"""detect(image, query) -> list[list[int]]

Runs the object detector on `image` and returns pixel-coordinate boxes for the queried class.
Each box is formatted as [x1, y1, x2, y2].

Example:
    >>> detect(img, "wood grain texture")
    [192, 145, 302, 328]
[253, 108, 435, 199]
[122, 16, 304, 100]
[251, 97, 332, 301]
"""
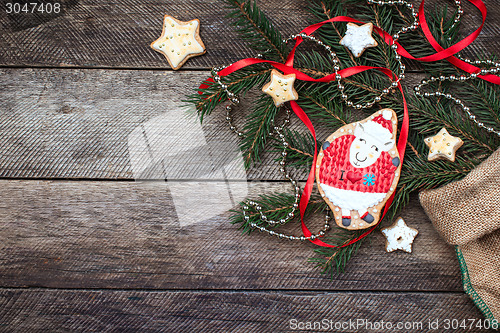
[0, 289, 484, 332]
[0, 68, 426, 180]
[0, 0, 498, 69]
[0, 0, 311, 69]
[0, 180, 461, 291]
[1, 0, 498, 327]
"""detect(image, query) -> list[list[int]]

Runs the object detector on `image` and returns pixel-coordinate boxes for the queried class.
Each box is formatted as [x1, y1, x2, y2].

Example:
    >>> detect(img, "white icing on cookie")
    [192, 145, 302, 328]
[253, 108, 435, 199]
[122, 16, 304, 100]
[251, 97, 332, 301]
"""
[340, 23, 378, 58]
[320, 183, 386, 211]
[151, 16, 205, 70]
[381, 217, 418, 253]
[424, 128, 463, 162]
[262, 69, 298, 107]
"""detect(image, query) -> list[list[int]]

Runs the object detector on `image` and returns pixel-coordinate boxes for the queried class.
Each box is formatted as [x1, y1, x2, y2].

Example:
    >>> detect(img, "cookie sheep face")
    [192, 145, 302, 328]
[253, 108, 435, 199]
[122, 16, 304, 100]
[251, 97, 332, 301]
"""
[349, 122, 394, 168]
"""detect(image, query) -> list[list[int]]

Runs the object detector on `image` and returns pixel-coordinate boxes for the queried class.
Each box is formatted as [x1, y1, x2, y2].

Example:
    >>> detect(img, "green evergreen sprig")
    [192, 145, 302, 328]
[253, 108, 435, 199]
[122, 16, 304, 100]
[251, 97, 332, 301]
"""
[271, 128, 316, 169]
[184, 65, 271, 122]
[240, 94, 279, 166]
[310, 227, 367, 275]
[225, 0, 287, 62]
[230, 192, 325, 234]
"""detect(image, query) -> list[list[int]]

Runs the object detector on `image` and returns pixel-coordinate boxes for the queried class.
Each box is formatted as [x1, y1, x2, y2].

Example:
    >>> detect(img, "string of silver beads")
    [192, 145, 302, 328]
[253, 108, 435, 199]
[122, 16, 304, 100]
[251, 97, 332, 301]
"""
[450, 0, 462, 29]
[211, 65, 292, 137]
[241, 127, 331, 241]
[371, 0, 499, 136]
[211, 66, 244, 137]
[371, 0, 460, 38]
[211, 77, 331, 240]
[367, 0, 420, 44]
[210, 37, 334, 240]
[247, 123, 301, 228]
[285, 32, 401, 110]
[455, 54, 500, 70]
[366, 0, 419, 98]
[414, 65, 500, 137]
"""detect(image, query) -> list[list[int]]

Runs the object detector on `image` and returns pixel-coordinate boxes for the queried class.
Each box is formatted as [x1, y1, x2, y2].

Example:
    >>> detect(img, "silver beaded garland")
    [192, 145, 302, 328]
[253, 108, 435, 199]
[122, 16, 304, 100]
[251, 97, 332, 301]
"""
[451, 0, 463, 29]
[370, 0, 499, 137]
[205, 0, 499, 242]
[367, 0, 418, 90]
[238, 121, 331, 241]
[414, 62, 500, 137]
[210, 34, 338, 241]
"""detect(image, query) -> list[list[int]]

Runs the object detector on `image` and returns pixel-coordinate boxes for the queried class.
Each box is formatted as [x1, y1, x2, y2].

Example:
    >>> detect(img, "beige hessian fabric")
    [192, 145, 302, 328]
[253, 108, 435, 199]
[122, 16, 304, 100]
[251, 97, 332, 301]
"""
[419, 148, 500, 320]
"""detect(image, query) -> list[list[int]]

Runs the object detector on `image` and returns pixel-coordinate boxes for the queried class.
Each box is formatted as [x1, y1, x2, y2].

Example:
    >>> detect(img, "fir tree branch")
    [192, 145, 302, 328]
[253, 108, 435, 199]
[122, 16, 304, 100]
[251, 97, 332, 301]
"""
[186, 0, 499, 277]
[185, 66, 271, 122]
[302, 93, 347, 125]
[411, 96, 496, 153]
[230, 192, 325, 234]
[320, 1, 358, 66]
[240, 95, 279, 166]
[406, 141, 421, 159]
[288, 146, 313, 158]
[310, 228, 367, 275]
[225, 0, 286, 62]
[372, 7, 391, 70]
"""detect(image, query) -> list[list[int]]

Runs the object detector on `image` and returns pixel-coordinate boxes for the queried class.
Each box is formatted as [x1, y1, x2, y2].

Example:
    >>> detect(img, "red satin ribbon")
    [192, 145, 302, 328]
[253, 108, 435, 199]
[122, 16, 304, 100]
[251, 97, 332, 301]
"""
[417, 0, 500, 84]
[198, 48, 408, 249]
[198, 0, 498, 248]
[287, 0, 499, 84]
[295, 67, 408, 248]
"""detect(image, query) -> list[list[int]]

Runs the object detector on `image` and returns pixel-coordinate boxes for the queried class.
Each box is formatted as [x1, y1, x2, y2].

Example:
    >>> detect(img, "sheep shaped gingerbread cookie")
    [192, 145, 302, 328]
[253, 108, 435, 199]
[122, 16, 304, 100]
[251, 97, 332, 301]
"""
[316, 109, 401, 230]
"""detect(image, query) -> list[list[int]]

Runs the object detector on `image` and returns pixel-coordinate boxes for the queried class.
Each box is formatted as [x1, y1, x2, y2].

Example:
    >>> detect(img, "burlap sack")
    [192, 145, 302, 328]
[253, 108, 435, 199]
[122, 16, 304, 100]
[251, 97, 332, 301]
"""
[419, 148, 500, 322]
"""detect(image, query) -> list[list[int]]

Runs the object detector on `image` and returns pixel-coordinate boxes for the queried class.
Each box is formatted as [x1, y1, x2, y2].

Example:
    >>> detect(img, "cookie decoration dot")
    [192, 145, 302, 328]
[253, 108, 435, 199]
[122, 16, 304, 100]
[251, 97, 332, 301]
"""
[381, 217, 418, 253]
[339, 22, 378, 58]
[316, 109, 402, 230]
[151, 15, 206, 70]
[424, 128, 463, 162]
[262, 69, 299, 107]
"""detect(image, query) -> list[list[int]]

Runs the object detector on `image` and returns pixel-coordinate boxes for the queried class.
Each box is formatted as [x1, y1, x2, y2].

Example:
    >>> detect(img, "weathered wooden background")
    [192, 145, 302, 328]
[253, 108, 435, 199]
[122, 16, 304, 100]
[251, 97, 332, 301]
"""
[0, 0, 498, 331]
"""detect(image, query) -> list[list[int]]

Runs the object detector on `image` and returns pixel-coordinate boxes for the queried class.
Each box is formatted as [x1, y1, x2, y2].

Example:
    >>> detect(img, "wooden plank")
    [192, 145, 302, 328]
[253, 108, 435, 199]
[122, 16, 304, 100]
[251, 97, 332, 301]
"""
[0, 180, 462, 291]
[0, 68, 426, 180]
[0, 0, 311, 69]
[0, 289, 484, 332]
[0, 0, 498, 69]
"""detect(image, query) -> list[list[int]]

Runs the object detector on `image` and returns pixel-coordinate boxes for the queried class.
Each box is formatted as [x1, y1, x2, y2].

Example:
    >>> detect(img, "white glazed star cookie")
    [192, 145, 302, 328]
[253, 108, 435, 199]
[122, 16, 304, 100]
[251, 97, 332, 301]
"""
[151, 15, 206, 70]
[381, 217, 418, 253]
[339, 22, 378, 58]
[424, 128, 463, 162]
[262, 69, 299, 107]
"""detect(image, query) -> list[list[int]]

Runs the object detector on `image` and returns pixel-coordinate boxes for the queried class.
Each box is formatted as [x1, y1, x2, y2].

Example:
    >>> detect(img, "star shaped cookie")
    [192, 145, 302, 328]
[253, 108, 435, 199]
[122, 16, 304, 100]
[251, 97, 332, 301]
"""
[381, 218, 418, 253]
[340, 22, 378, 58]
[262, 69, 299, 107]
[151, 15, 206, 70]
[424, 128, 463, 162]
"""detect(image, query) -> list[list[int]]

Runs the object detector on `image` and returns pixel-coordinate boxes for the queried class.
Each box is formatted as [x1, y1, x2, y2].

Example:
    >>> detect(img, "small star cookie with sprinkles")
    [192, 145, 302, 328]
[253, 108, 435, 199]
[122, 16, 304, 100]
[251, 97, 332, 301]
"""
[424, 128, 464, 162]
[151, 15, 206, 70]
[381, 217, 418, 253]
[339, 22, 378, 58]
[262, 69, 299, 107]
